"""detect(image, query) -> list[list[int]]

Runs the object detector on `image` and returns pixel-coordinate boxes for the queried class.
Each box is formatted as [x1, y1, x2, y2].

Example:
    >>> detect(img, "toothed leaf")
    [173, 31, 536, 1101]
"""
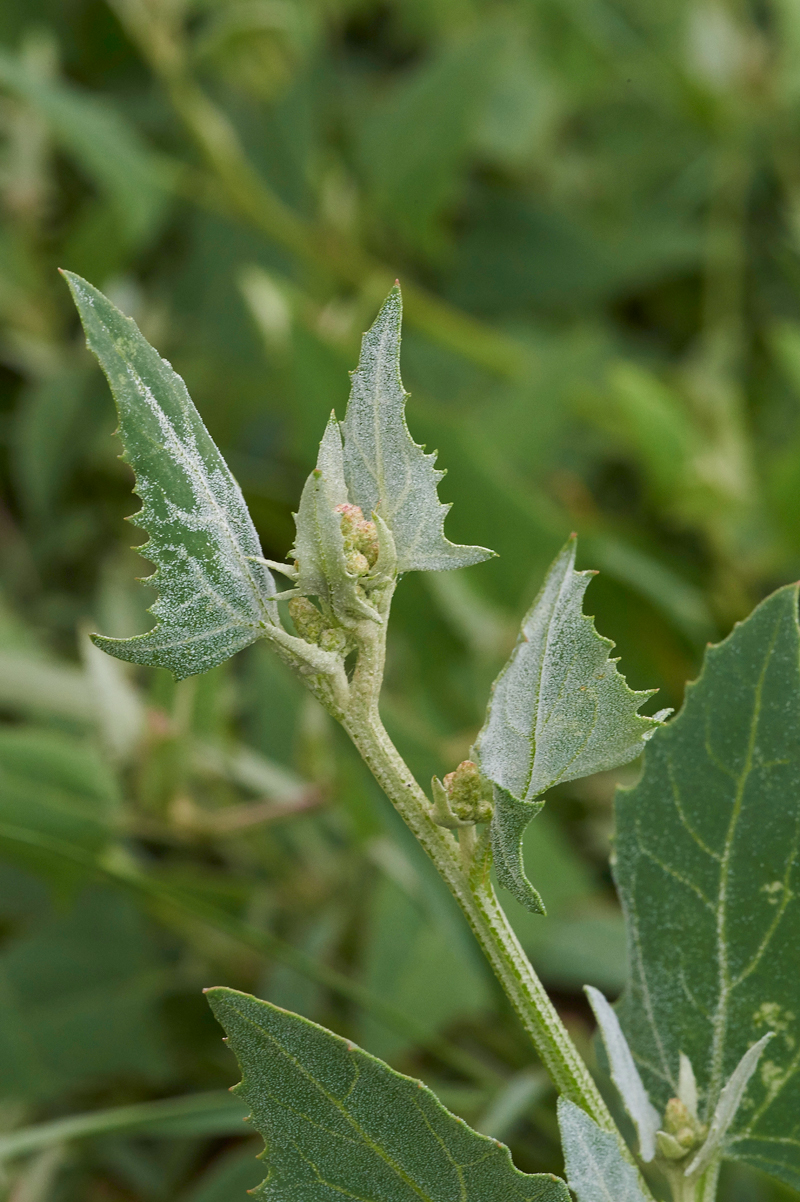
[63, 272, 276, 680]
[557, 1100, 649, 1202]
[206, 987, 570, 1202]
[341, 285, 493, 573]
[477, 537, 664, 913]
[614, 584, 800, 1191]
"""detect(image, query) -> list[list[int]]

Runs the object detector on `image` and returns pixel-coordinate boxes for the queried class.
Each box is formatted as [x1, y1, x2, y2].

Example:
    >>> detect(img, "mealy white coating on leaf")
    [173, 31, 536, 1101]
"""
[477, 537, 662, 803]
[585, 986, 660, 1163]
[678, 1053, 699, 1120]
[293, 414, 381, 624]
[341, 285, 493, 573]
[64, 271, 277, 680]
[207, 987, 571, 1202]
[293, 415, 349, 600]
[557, 1099, 649, 1202]
[489, 787, 547, 914]
[686, 1034, 774, 1178]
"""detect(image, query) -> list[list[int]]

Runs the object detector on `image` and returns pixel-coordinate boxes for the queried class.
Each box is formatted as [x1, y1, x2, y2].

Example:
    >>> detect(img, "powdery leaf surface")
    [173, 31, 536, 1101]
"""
[293, 415, 379, 624]
[64, 273, 277, 680]
[477, 537, 662, 912]
[206, 987, 570, 1202]
[557, 1100, 649, 1202]
[614, 584, 800, 1191]
[341, 285, 493, 574]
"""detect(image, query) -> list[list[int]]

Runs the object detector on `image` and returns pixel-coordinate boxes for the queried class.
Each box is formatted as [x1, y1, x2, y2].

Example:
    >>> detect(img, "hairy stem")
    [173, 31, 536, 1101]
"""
[699, 1162, 721, 1202]
[337, 588, 647, 1183]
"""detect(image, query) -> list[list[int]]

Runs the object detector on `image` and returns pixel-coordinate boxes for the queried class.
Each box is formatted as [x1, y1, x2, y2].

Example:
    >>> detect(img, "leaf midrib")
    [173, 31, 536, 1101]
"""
[707, 614, 780, 1112]
[109, 325, 271, 629]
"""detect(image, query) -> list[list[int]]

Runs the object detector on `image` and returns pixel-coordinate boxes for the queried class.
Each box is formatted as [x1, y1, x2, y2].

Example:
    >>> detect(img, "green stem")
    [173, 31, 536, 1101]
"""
[699, 1162, 721, 1202]
[339, 588, 643, 1179]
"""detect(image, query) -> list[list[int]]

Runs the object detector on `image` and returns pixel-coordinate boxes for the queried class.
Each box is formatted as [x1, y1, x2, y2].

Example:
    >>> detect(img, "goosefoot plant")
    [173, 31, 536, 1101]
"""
[65, 270, 800, 1202]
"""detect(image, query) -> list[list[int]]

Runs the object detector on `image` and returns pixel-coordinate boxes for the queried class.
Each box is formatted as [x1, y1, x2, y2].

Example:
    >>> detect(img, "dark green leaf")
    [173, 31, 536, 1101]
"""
[614, 584, 800, 1190]
[206, 986, 570, 1202]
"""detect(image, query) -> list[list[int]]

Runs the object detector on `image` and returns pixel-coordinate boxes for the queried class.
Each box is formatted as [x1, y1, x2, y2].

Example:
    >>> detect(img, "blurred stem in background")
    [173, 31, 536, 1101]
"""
[107, 0, 530, 378]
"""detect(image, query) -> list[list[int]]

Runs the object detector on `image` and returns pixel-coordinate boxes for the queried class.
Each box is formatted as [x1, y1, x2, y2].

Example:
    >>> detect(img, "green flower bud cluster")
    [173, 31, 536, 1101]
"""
[655, 1097, 708, 1162]
[287, 596, 348, 654]
[335, 504, 379, 576]
[444, 761, 494, 822]
[430, 760, 493, 828]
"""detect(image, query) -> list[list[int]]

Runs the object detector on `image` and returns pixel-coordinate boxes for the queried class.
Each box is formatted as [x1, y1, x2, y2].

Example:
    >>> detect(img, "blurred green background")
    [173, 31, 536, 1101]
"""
[1, 0, 799, 1198]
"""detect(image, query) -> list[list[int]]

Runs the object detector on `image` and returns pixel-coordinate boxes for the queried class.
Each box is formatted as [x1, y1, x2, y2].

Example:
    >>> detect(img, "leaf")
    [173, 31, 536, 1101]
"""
[63, 272, 279, 680]
[341, 286, 494, 574]
[557, 1099, 649, 1202]
[614, 584, 800, 1191]
[206, 986, 570, 1202]
[686, 1033, 774, 1177]
[476, 536, 665, 912]
[584, 987, 660, 1162]
[293, 414, 381, 623]
[490, 788, 547, 913]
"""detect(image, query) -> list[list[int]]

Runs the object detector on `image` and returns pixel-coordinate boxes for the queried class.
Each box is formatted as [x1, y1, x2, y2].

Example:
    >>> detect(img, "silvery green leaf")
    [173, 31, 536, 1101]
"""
[293, 415, 381, 624]
[613, 584, 800, 1191]
[557, 1099, 649, 1202]
[341, 285, 494, 573]
[678, 1053, 698, 1119]
[477, 537, 665, 912]
[490, 787, 547, 913]
[64, 272, 278, 680]
[206, 987, 571, 1202]
[686, 1034, 774, 1178]
[584, 986, 659, 1162]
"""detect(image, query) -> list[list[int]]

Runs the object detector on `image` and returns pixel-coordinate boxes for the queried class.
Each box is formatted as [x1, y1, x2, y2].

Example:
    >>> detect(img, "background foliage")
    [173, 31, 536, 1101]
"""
[1, 0, 800, 1197]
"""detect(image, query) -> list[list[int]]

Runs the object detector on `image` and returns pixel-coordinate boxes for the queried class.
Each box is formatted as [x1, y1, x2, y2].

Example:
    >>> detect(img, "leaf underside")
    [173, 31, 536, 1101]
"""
[478, 537, 660, 912]
[614, 584, 800, 1191]
[206, 987, 570, 1202]
[341, 285, 493, 574]
[557, 1099, 648, 1202]
[64, 273, 277, 680]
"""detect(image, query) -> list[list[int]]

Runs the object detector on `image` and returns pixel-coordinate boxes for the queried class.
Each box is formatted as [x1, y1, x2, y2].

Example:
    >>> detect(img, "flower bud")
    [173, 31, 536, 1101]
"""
[336, 503, 380, 568]
[288, 596, 326, 643]
[443, 761, 493, 823]
[664, 1097, 693, 1134]
[655, 1096, 708, 1162]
